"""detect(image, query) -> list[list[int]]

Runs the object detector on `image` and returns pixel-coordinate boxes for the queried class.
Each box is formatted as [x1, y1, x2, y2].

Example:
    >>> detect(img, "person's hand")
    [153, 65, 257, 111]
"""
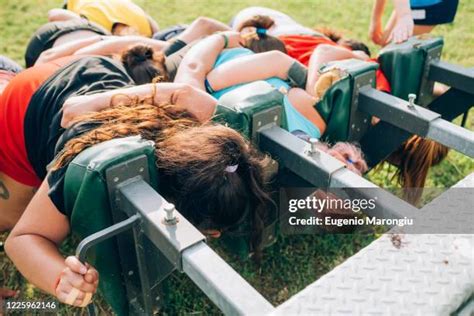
[387, 13, 414, 44]
[61, 95, 96, 128]
[55, 256, 99, 307]
[369, 18, 385, 46]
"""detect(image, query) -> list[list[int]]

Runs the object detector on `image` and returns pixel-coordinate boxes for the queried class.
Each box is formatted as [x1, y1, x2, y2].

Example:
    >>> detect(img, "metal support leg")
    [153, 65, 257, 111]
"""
[183, 242, 275, 315]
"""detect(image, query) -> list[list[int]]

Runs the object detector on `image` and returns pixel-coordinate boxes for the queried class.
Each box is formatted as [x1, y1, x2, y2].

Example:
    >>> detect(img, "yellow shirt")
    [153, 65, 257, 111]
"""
[67, 0, 152, 37]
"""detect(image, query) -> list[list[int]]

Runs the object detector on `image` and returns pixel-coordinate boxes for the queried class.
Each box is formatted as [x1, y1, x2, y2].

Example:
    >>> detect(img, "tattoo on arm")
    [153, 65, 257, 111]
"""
[0, 180, 10, 200]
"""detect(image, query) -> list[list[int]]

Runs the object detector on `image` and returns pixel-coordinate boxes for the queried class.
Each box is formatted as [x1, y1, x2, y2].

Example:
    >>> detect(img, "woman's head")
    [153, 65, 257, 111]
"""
[156, 125, 272, 240]
[121, 44, 169, 84]
[317, 27, 371, 57]
[238, 15, 287, 54]
[53, 100, 273, 254]
[315, 141, 368, 175]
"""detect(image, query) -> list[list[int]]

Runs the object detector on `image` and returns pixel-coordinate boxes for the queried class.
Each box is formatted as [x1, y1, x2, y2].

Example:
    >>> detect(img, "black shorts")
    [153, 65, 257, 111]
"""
[411, 0, 459, 25]
[24, 20, 108, 68]
[152, 24, 187, 41]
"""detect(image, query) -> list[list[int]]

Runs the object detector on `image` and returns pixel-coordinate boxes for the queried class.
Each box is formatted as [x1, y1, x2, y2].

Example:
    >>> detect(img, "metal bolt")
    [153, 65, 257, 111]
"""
[257, 121, 262, 127]
[113, 177, 119, 183]
[164, 203, 178, 225]
[408, 93, 416, 109]
[273, 115, 278, 122]
[139, 167, 144, 173]
[309, 138, 319, 156]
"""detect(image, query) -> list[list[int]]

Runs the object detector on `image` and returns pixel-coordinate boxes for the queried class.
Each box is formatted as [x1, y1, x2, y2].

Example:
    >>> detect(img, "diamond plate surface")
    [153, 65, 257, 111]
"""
[272, 174, 474, 316]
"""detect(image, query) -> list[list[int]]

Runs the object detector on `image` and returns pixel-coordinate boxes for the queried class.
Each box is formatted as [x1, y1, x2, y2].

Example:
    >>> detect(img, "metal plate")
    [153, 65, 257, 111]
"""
[418, 45, 442, 106]
[272, 173, 474, 316]
[348, 71, 376, 142]
[252, 106, 283, 143]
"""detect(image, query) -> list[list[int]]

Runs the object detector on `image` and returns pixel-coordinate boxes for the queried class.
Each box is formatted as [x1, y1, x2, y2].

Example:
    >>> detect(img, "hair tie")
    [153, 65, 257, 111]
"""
[346, 158, 354, 164]
[256, 28, 267, 36]
[225, 164, 238, 173]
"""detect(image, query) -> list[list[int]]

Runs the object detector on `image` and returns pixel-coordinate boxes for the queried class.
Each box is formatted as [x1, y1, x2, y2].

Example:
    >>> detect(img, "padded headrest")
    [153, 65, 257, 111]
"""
[65, 136, 157, 315]
[378, 36, 444, 100]
[316, 59, 377, 142]
[213, 81, 284, 139]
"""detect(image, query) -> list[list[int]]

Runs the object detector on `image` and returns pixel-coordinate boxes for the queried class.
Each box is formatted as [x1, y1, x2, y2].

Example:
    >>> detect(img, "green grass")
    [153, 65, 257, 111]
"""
[0, 0, 473, 315]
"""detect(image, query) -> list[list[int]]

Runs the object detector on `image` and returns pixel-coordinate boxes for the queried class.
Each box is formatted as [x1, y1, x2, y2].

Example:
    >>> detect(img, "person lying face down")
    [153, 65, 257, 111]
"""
[29, 16, 231, 85]
[3, 43, 274, 307]
[231, 8, 447, 204]
[0, 45, 171, 232]
[173, 31, 368, 176]
[231, 7, 390, 93]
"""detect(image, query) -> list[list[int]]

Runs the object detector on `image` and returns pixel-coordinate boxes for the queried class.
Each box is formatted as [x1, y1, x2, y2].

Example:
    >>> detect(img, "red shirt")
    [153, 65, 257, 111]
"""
[279, 34, 391, 93]
[0, 56, 80, 187]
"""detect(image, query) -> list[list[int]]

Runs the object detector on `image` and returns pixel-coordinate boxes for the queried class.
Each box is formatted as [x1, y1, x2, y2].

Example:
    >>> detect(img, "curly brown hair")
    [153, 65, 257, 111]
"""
[51, 97, 273, 255]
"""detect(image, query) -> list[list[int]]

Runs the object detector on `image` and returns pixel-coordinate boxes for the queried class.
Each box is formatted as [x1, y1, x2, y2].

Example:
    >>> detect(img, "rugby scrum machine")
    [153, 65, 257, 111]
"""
[68, 36, 473, 315]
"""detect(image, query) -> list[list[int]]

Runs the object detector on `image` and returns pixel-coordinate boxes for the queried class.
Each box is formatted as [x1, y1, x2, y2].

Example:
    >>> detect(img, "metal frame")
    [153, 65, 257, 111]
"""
[74, 38, 474, 316]
[76, 170, 275, 315]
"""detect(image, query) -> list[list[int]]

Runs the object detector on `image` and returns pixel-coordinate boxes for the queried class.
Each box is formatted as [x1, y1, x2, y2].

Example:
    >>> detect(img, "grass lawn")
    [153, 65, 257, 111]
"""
[0, 0, 473, 315]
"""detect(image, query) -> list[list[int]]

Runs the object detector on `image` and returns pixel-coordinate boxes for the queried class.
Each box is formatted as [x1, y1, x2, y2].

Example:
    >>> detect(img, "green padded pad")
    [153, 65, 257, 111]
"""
[213, 81, 285, 139]
[65, 136, 157, 316]
[378, 36, 443, 100]
[213, 82, 282, 258]
[317, 59, 378, 143]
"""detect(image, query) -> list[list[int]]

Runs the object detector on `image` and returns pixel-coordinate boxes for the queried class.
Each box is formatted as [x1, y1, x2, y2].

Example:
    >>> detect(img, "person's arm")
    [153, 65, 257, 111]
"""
[74, 36, 168, 56]
[61, 83, 218, 126]
[174, 31, 242, 91]
[176, 17, 231, 45]
[35, 35, 103, 65]
[5, 180, 98, 306]
[386, 0, 414, 44]
[205, 51, 295, 91]
[369, 0, 388, 45]
[306, 44, 369, 94]
[48, 9, 82, 22]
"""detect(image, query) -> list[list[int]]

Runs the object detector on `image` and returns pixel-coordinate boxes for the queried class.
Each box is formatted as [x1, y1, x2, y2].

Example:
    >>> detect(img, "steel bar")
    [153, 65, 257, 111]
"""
[183, 241, 274, 315]
[427, 118, 474, 157]
[258, 125, 346, 188]
[360, 87, 474, 167]
[258, 126, 417, 221]
[76, 214, 140, 261]
[359, 87, 474, 158]
[118, 179, 205, 269]
[428, 60, 474, 94]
